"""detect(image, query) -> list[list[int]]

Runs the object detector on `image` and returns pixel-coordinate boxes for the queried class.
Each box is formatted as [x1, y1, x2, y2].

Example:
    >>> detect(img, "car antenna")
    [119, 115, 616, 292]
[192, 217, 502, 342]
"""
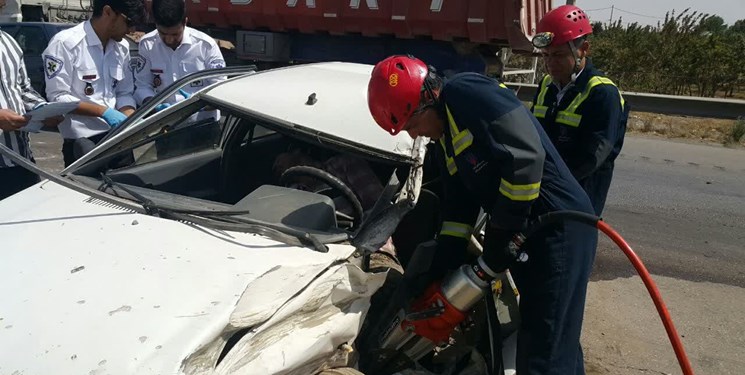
[306, 92, 317, 105]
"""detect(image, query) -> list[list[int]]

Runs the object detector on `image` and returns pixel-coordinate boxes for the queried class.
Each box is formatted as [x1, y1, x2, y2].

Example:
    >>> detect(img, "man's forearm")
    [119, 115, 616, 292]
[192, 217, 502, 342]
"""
[119, 106, 135, 116]
[73, 102, 108, 117]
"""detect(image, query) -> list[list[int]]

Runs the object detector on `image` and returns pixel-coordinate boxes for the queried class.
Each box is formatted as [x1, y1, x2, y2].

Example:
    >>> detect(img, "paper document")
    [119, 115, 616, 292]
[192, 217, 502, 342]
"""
[21, 101, 79, 133]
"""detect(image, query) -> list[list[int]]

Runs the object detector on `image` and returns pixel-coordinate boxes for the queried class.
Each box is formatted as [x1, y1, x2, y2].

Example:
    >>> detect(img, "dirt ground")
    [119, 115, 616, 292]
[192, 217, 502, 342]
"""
[583, 275, 745, 375]
[626, 112, 745, 147]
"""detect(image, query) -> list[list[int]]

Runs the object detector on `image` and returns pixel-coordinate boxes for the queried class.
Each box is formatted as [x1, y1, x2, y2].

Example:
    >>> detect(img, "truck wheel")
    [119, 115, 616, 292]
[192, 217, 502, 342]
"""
[317, 368, 365, 375]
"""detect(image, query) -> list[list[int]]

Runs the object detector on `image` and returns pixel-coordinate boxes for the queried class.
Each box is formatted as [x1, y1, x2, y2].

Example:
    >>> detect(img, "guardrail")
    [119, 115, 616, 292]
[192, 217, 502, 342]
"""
[504, 83, 745, 120]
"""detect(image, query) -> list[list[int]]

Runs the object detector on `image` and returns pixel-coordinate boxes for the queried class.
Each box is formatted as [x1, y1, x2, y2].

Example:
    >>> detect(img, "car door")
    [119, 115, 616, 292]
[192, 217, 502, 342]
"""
[73, 66, 258, 201]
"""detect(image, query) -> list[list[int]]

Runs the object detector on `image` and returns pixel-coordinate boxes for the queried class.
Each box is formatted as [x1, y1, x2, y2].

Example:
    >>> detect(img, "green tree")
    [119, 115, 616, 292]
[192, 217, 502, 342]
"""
[699, 15, 727, 33]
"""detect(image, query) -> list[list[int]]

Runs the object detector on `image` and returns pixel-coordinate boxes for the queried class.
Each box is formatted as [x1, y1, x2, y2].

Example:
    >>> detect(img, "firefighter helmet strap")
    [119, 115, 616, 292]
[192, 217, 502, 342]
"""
[568, 40, 583, 82]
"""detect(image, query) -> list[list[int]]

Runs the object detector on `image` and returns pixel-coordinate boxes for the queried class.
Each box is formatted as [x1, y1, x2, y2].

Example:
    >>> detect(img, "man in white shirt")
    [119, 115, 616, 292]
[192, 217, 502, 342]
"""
[43, 0, 144, 167]
[133, 0, 226, 114]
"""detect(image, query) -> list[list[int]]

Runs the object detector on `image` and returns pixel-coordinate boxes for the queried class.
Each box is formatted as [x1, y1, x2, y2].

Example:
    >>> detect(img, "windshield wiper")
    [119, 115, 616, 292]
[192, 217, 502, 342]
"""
[0, 143, 146, 213]
[99, 173, 251, 216]
[99, 173, 332, 253]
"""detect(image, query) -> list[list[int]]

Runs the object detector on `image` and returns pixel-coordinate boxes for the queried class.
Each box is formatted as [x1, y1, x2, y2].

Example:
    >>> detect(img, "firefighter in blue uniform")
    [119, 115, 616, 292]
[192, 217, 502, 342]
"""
[531, 5, 629, 215]
[367, 55, 598, 375]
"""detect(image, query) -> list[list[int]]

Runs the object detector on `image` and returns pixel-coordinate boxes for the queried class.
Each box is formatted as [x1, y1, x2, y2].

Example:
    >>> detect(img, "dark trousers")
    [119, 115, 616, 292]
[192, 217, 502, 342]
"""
[579, 163, 615, 216]
[510, 219, 598, 375]
[0, 165, 41, 200]
[62, 133, 107, 167]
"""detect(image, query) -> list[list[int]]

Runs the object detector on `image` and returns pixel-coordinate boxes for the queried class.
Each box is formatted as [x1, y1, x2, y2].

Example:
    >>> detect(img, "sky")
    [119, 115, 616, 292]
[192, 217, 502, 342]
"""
[575, 0, 745, 27]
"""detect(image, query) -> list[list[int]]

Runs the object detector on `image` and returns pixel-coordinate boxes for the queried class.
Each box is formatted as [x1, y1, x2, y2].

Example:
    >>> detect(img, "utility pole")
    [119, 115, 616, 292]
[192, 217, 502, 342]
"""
[609, 5, 615, 24]
[565, 0, 576, 4]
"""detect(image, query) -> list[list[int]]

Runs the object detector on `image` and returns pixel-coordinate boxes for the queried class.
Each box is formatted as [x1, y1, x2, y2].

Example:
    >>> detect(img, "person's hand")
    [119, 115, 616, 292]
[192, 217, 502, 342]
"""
[154, 103, 172, 112]
[0, 109, 30, 131]
[481, 225, 520, 274]
[42, 115, 64, 128]
[101, 108, 127, 128]
[178, 89, 192, 99]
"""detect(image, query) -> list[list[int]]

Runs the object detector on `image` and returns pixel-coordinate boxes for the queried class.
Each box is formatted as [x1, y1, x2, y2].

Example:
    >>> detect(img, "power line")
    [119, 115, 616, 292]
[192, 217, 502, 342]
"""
[614, 7, 664, 20]
[584, 5, 665, 20]
[583, 6, 613, 12]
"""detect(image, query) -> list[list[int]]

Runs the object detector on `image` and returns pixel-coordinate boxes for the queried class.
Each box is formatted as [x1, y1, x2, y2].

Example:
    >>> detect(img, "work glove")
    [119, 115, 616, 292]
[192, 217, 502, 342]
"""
[154, 103, 172, 112]
[429, 236, 469, 281]
[101, 108, 127, 128]
[178, 89, 192, 99]
[481, 225, 521, 274]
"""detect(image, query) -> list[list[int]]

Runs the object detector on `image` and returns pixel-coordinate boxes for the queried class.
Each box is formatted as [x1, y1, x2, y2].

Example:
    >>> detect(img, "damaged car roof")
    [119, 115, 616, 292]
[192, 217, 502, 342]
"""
[203, 62, 416, 160]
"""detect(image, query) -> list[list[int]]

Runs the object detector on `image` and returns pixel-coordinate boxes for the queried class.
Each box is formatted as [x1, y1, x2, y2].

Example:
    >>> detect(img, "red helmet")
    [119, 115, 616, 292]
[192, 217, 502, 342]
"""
[367, 55, 429, 135]
[534, 5, 593, 48]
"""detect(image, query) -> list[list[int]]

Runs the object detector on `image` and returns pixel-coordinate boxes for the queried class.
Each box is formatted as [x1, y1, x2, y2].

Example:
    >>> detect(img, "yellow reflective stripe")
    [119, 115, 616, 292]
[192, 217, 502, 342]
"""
[452, 129, 473, 156]
[439, 139, 458, 175]
[565, 76, 604, 113]
[536, 75, 552, 106]
[555, 111, 582, 127]
[445, 105, 460, 136]
[499, 178, 541, 201]
[446, 158, 457, 175]
[499, 82, 508, 89]
[445, 104, 473, 155]
[533, 105, 548, 118]
[566, 76, 624, 113]
[596, 77, 625, 109]
[440, 221, 474, 239]
[557, 76, 625, 126]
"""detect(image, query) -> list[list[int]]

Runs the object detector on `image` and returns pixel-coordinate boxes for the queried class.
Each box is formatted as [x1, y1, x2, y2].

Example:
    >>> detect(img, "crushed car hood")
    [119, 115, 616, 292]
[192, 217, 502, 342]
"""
[0, 181, 385, 374]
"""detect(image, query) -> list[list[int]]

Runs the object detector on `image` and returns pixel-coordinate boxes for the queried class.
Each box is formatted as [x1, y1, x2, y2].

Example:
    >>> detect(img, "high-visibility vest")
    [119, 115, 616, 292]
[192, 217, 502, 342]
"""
[533, 75, 625, 128]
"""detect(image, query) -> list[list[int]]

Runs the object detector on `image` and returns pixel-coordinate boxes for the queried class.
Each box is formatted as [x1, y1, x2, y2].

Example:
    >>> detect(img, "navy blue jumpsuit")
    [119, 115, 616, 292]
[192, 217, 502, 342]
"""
[531, 62, 629, 215]
[434, 73, 598, 375]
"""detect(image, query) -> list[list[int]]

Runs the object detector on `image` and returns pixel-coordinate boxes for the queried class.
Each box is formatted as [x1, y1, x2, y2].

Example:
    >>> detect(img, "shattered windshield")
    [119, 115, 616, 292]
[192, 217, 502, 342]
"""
[68, 98, 413, 247]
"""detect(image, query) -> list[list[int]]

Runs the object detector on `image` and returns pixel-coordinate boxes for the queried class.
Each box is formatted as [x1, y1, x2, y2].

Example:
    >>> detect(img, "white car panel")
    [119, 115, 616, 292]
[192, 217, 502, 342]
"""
[204, 62, 416, 159]
[0, 181, 367, 375]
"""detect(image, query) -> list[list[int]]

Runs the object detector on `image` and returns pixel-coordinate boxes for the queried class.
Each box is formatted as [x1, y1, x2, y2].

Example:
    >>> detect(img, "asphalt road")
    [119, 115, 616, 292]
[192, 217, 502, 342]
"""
[595, 136, 745, 288]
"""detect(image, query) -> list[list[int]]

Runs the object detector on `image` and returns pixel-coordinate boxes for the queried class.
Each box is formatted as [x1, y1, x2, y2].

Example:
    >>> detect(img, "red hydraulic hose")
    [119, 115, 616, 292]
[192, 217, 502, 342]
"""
[596, 220, 695, 375]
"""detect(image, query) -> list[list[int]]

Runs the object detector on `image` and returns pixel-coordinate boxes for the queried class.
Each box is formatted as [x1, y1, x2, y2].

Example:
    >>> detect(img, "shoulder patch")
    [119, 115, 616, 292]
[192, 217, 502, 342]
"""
[44, 55, 64, 79]
[130, 55, 146, 73]
[209, 59, 226, 69]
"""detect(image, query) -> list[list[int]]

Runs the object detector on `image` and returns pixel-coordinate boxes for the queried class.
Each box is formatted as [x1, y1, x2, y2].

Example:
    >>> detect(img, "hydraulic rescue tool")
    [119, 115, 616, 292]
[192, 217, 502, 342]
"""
[365, 210, 694, 375]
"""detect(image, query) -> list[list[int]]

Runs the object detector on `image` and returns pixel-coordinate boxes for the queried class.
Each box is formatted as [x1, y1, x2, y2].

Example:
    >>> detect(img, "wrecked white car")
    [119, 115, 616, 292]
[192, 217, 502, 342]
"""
[0, 62, 437, 374]
[1, 63, 519, 375]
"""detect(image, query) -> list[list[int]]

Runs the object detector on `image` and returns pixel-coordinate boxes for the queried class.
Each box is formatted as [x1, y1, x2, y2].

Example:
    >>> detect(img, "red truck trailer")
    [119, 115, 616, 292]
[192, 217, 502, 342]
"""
[174, 0, 553, 74]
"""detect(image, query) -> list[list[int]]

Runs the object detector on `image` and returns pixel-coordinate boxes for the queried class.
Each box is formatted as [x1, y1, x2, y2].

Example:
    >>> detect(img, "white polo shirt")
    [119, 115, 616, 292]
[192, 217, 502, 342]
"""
[133, 27, 226, 106]
[43, 21, 136, 139]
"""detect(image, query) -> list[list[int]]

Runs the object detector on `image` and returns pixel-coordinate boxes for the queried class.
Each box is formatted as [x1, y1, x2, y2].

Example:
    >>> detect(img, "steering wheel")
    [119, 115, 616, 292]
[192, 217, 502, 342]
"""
[279, 165, 364, 230]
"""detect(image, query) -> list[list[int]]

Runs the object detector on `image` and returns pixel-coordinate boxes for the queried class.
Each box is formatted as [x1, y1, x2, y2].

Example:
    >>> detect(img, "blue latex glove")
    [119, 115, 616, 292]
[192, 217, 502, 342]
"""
[178, 89, 192, 99]
[101, 108, 127, 128]
[154, 103, 172, 112]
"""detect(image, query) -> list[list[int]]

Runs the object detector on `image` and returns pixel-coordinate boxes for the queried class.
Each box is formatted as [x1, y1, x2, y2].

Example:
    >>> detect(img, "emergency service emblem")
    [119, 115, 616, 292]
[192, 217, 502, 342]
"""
[209, 59, 226, 69]
[464, 152, 488, 173]
[389, 73, 398, 87]
[130, 55, 145, 73]
[43, 55, 63, 79]
[151, 68, 164, 88]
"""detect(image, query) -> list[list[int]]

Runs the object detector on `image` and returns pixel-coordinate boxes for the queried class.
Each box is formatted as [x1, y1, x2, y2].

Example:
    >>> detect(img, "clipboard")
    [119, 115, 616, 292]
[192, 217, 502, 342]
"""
[21, 101, 79, 133]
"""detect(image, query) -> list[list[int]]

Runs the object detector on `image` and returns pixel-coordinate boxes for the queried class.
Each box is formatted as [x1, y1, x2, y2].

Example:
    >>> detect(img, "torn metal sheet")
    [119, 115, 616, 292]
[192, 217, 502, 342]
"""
[210, 263, 387, 375]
